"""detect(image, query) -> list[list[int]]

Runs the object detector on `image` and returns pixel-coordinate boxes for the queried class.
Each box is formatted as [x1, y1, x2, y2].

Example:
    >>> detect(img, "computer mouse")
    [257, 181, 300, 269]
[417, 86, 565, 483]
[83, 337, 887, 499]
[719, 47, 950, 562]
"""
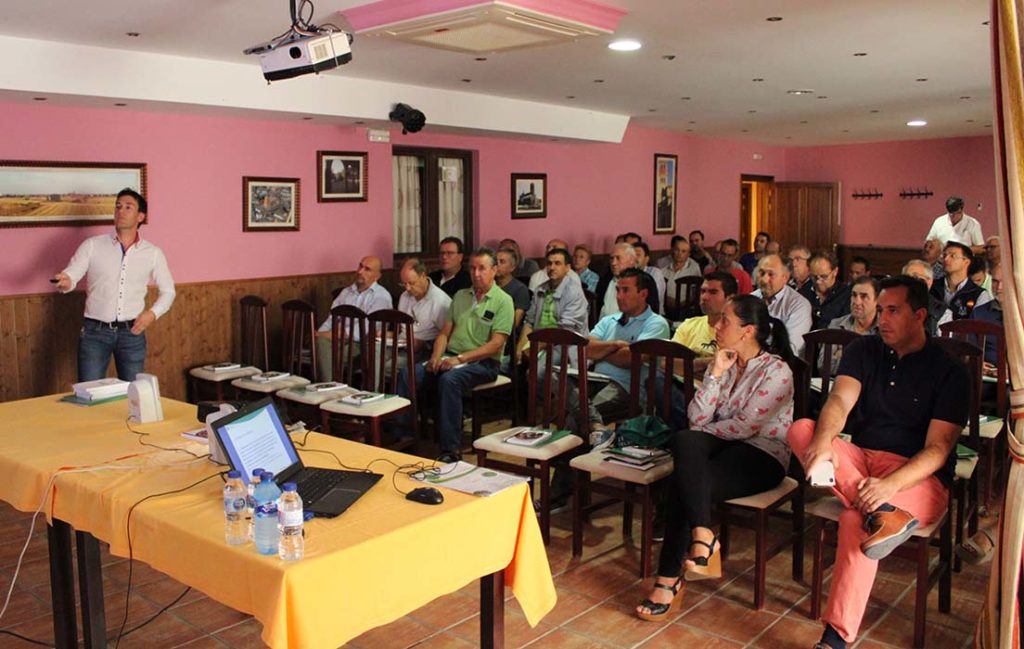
[406, 486, 444, 505]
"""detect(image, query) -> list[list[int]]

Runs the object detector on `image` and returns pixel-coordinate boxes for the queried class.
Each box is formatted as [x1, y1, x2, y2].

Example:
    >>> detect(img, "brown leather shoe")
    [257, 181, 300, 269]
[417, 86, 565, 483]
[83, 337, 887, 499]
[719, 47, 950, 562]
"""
[860, 505, 918, 560]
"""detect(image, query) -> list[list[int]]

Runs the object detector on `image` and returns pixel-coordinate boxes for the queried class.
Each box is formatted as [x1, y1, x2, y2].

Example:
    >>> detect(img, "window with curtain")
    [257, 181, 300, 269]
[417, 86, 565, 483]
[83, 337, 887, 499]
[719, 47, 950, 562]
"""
[392, 147, 473, 260]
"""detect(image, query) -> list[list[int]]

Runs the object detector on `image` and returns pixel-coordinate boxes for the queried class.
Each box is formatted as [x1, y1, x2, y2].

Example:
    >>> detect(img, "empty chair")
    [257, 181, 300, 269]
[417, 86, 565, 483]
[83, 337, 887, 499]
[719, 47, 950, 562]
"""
[186, 295, 265, 402]
[232, 297, 312, 399]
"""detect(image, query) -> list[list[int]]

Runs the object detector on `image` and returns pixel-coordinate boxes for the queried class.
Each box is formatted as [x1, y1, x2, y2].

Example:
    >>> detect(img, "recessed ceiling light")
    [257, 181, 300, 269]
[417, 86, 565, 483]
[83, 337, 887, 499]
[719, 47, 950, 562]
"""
[566, 95, 575, 99]
[916, 78, 928, 82]
[741, 129, 749, 133]
[593, 79, 605, 83]
[648, 108, 657, 112]
[785, 136, 792, 139]
[748, 110, 757, 113]
[608, 39, 642, 51]
[800, 120, 808, 124]
[966, 119, 975, 123]
[126, 32, 140, 37]
[688, 120, 696, 124]
[907, 119, 928, 127]
[661, 55, 676, 61]
[816, 95, 829, 100]
[982, 20, 990, 25]
[842, 129, 850, 133]
[680, 96, 691, 100]
[461, 78, 472, 83]
[114, 103, 127, 107]
[786, 89, 815, 95]
[766, 16, 783, 22]
[685, 129, 693, 132]
[853, 52, 868, 56]
[960, 95, 971, 100]
[474, 57, 487, 61]
[752, 78, 764, 82]
[32, 97, 47, 101]
[869, 109, 880, 113]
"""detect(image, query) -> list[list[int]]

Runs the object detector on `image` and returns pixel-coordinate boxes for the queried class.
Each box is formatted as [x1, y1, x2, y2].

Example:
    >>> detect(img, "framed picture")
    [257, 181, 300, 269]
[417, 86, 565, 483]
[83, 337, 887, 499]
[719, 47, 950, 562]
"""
[511, 173, 547, 219]
[318, 151, 368, 202]
[0, 160, 146, 228]
[243, 177, 300, 232]
[653, 154, 678, 233]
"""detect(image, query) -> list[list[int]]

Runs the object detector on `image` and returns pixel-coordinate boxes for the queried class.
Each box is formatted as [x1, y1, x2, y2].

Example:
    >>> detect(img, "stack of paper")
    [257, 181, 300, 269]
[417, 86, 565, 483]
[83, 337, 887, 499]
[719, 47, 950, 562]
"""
[251, 371, 291, 383]
[340, 391, 386, 406]
[72, 378, 130, 401]
[602, 446, 672, 471]
[503, 427, 553, 447]
[204, 362, 241, 372]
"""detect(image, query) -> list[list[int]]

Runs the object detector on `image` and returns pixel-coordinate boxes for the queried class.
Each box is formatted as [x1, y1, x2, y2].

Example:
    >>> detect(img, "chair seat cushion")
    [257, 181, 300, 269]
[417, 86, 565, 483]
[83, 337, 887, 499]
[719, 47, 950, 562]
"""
[570, 450, 673, 485]
[276, 386, 346, 405]
[806, 496, 944, 537]
[320, 394, 411, 417]
[231, 375, 310, 393]
[472, 375, 511, 391]
[473, 429, 583, 461]
[189, 366, 261, 382]
[723, 477, 799, 509]
[956, 455, 979, 480]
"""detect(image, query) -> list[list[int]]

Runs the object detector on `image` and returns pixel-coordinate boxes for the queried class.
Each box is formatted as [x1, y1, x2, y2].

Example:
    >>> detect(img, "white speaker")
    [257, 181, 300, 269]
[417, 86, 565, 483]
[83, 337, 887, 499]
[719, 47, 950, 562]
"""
[204, 404, 237, 465]
[128, 373, 164, 423]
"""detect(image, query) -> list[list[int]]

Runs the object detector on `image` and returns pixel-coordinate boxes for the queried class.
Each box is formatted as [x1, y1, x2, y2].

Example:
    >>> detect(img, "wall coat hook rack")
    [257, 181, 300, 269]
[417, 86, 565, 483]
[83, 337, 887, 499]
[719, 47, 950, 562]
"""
[899, 187, 933, 199]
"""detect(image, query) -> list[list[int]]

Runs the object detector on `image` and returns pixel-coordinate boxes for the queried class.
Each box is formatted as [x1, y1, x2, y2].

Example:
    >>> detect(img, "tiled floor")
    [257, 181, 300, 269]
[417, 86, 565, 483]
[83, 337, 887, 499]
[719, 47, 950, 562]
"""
[0, 439, 993, 648]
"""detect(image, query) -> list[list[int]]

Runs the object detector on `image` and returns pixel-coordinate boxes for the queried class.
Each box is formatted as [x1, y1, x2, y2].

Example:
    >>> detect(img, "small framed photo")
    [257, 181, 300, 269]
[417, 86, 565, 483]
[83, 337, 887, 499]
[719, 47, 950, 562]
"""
[243, 177, 300, 232]
[318, 151, 368, 202]
[511, 173, 546, 219]
[653, 154, 678, 233]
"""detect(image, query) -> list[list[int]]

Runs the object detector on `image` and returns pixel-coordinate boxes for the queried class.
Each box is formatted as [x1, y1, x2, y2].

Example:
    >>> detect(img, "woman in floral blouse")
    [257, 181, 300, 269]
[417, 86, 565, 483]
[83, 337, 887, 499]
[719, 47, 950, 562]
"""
[637, 294, 795, 621]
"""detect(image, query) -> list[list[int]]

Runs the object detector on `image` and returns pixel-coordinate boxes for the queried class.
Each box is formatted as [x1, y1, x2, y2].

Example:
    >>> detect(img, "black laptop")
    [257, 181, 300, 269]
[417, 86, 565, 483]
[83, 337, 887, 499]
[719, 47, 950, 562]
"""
[210, 397, 381, 518]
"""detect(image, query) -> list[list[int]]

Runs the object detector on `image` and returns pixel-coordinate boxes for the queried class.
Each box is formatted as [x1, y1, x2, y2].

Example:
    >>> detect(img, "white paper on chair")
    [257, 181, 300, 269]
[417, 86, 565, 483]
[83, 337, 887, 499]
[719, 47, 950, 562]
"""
[413, 461, 528, 496]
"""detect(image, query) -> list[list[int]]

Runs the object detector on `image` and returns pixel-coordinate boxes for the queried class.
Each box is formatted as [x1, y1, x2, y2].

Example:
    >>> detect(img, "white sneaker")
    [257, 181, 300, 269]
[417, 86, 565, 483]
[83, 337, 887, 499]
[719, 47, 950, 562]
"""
[589, 427, 615, 451]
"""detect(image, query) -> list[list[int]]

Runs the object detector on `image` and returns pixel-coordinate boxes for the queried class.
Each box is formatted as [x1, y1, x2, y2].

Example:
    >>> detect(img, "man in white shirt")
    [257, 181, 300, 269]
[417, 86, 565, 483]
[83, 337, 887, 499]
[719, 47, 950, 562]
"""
[751, 254, 812, 357]
[661, 237, 702, 313]
[55, 189, 175, 382]
[925, 196, 984, 253]
[315, 255, 393, 381]
[397, 259, 452, 361]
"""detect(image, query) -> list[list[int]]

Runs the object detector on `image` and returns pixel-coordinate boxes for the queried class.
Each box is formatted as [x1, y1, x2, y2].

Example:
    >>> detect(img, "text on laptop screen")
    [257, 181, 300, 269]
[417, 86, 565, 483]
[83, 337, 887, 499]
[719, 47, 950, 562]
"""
[216, 402, 298, 484]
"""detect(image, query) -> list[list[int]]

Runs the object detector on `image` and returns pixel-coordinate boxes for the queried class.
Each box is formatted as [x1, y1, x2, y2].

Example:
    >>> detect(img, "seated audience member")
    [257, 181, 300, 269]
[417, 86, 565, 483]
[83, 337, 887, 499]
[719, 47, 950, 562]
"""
[848, 256, 871, 282]
[635, 242, 667, 313]
[752, 254, 812, 356]
[498, 238, 539, 276]
[516, 247, 589, 363]
[315, 255, 393, 381]
[765, 240, 782, 256]
[800, 252, 852, 330]
[429, 237, 472, 298]
[821, 275, 880, 374]
[903, 259, 951, 335]
[495, 247, 531, 331]
[397, 248, 514, 463]
[657, 235, 686, 269]
[738, 231, 770, 275]
[787, 245, 813, 293]
[595, 243, 660, 318]
[969, 256, 992, 293]
[672, 271, 738, 374]
[969, 263, 1003, 368]
[397, 259, 452, 362]
[984, 235, 1001, 265]
[705, 239, 753, 295]
[788, 275, 969, 649]
[529, 238, 573, 290]
[573, 244, 600, 293]
[922, 238, 945, 283]
[636, 295, 794, 621]
[662, 237, 703, 312]
[689, 230, 712, 272]
[931, 241, 990, 320]
[925, 194, 984, 253]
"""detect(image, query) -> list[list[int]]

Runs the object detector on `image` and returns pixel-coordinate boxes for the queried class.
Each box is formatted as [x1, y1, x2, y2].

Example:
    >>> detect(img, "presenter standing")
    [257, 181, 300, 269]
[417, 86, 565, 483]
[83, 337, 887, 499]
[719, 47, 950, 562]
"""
[53, 189, 175, 382]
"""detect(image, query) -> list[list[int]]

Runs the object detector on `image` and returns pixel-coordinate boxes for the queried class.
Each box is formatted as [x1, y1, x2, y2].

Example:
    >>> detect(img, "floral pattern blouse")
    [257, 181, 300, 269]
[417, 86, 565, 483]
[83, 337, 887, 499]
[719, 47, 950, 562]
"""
[687, 352, 795, 469]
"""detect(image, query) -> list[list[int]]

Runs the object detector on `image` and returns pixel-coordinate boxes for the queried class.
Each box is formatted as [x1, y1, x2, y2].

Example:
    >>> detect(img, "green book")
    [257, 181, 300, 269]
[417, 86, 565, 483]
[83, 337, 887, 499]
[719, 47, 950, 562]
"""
[956, 444, 978, 459]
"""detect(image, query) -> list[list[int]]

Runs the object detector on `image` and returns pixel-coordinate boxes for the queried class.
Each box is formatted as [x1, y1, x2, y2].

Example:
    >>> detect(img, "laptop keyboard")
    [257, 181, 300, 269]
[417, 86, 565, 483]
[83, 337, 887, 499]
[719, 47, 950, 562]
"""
[296, 468, 345, 505]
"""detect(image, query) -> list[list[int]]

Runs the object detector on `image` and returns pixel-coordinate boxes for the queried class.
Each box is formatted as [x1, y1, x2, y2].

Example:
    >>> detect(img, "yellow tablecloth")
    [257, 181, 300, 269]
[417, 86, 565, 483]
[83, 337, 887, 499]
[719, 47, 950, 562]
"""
[0, 395, 557, 648]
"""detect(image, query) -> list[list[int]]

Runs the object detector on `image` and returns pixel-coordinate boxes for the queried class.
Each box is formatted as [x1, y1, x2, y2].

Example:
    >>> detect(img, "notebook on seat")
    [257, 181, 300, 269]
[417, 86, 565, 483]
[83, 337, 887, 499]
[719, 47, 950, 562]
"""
[210, 397, 381, 518]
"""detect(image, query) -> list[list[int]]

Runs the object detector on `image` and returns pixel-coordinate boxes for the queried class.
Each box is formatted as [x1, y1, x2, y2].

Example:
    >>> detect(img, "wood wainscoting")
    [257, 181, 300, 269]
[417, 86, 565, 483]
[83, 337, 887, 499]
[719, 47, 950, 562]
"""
[837, 244, 920, 278]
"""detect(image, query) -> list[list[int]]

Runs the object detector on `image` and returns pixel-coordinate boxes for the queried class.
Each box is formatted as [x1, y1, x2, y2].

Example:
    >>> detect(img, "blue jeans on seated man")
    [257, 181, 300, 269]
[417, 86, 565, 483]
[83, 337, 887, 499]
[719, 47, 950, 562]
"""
[395, 358, 499, 454]
[78, 319, 147, 382]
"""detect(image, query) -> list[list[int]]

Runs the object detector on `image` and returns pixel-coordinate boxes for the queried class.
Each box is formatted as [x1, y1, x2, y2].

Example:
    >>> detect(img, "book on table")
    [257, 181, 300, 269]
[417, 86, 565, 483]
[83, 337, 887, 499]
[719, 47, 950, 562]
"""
[72, 377, 130, 400]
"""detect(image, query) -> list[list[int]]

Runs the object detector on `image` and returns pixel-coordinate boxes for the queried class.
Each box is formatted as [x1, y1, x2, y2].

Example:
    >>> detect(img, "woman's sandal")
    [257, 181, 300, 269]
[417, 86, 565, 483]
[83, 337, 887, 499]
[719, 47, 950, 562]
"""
[683, 534, 722, 581]
[635, 577, 685, 622]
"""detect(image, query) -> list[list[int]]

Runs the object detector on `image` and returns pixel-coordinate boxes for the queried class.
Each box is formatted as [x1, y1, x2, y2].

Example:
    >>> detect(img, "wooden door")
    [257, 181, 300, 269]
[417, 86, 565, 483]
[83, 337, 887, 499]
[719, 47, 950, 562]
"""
[774, 182, 839, 253]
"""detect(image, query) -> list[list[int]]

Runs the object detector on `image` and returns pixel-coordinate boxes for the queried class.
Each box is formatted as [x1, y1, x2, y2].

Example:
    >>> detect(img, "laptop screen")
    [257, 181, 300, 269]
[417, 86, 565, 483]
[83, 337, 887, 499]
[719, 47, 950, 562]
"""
[211, 398, 300, 485]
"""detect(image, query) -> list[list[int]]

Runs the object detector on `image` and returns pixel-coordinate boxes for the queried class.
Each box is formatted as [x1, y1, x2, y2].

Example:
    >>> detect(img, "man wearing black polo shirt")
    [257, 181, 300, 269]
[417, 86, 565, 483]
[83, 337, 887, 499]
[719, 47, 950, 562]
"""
[787, 275, 969, 649]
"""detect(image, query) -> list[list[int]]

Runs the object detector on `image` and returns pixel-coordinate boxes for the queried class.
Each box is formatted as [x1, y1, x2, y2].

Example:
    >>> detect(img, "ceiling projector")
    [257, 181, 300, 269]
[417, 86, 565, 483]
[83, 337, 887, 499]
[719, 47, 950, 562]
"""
[244, 29, 352, 82]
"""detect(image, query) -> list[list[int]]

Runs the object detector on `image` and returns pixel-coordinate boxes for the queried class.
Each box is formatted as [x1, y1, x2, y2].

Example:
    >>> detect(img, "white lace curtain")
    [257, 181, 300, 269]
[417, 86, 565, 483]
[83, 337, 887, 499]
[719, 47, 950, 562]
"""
[393, 155, 422, 254]
[438, 157, 464, 242]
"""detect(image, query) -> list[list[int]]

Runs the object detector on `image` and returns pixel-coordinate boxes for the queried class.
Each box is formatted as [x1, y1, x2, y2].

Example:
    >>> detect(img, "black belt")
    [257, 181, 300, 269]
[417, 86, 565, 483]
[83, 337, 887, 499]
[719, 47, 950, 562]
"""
[85, 317, 135, 329]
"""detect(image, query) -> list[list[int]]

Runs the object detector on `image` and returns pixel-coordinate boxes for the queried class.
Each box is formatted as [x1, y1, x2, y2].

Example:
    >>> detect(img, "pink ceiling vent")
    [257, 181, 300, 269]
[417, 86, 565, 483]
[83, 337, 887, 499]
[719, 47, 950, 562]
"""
[343, 0, 627, 54]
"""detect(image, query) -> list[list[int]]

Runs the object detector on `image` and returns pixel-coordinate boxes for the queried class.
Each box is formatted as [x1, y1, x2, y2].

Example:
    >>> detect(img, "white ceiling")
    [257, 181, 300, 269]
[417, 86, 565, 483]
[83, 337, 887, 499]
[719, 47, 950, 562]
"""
[0, 0, 994, 145]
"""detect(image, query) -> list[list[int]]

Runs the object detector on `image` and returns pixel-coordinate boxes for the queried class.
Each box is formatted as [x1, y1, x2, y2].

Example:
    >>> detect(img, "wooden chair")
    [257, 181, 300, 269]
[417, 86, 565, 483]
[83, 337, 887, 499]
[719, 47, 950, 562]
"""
[187, 295, 265, 402]
[328, 304, 368, 387]
[933, 336, 984, 572]
[718, 356, 809, 610]
[320, 309, 417, 448]
[280, 299, 318, 380]
[570, 338, 695, 578]
[666, 275, 702, 322]
[939, 319, 1008, 510]
[231, 297, 311, 399]
[473, 329, 589, 543]
[583, 289, 600, 329]
[468, 322, 521, 441]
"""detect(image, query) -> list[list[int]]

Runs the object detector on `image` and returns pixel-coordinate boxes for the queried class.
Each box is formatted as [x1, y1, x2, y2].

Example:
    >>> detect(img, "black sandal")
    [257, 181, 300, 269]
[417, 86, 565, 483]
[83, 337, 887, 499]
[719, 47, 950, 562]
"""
[635, 576, 685, 621]
[684, 534, 722, 580]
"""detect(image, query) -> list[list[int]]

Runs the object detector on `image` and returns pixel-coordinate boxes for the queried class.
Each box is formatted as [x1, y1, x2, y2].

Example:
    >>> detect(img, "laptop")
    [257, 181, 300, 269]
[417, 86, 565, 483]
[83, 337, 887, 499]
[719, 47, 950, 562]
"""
[210, 397, 381, 518]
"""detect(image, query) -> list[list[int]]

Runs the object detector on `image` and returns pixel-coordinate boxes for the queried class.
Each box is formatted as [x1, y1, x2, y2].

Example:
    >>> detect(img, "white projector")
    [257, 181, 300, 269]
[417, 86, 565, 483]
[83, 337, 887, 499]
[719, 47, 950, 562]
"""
[245, 30, 352, 82]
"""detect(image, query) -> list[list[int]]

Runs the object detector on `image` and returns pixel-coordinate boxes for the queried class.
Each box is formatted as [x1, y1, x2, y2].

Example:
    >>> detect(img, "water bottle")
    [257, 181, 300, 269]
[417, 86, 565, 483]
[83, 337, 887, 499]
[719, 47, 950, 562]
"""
[223, 470, 248, 546]
[252, 472, 281, 555]
[278, 483, 304, 561]
[247, 468, 263, 540]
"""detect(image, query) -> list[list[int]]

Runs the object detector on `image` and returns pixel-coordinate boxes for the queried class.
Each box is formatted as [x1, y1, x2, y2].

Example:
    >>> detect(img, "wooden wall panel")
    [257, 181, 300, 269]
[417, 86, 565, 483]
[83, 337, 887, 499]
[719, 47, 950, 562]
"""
[837, 244, 918, 278]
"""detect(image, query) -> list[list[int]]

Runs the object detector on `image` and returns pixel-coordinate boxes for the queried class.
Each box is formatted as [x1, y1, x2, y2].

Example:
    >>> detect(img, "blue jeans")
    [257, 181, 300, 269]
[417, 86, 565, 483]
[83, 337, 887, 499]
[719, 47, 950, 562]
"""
[78, 319, 147, 382]
[397, 358, 499, 453]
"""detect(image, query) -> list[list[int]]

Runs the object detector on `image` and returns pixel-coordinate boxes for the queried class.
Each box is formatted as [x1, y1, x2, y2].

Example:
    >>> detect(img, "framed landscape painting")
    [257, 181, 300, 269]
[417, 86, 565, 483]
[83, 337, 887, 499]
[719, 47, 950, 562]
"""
[318, 151, 368, 202]
[0, 161, 146, 228]
[653, 154, 677, 233]
[243, 177, 300, 232]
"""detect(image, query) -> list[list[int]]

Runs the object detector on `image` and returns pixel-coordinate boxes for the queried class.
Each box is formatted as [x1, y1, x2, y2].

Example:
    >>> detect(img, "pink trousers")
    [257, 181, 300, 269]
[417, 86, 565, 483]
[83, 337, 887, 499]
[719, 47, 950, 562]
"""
[788, 419, 948, 642]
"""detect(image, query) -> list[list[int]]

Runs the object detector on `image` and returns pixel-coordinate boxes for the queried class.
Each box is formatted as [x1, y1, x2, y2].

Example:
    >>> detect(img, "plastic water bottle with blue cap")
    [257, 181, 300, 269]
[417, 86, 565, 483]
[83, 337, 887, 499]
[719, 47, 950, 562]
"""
[223, 470, 248, 546]
[252, 471, 281, 555]
[278, 483, 304, 561]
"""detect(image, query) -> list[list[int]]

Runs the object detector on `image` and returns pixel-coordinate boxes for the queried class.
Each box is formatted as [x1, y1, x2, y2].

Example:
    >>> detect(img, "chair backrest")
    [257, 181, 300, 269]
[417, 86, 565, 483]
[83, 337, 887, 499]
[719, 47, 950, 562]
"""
[366, 309, 417, 434]
[802, 328, 861, 399]
[628, 338, 697, 420]
[932, 336, 983, 452]
[670, 276, 703, 321]
[583, 289, 600, 329]
[788, 356, 811, 420]
[939, 319, 1007, 415]
[239, 295, 268, 369]
[527, 328, 590, 434]
[281, 300, 317, 379]
[331, 304, 368, 387]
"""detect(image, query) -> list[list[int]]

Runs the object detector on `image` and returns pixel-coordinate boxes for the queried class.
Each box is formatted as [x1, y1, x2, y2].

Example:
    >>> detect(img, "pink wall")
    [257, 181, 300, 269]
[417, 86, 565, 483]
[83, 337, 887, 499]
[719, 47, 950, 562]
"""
[0, 102, 786, 296]
[785, 136, 997, 247]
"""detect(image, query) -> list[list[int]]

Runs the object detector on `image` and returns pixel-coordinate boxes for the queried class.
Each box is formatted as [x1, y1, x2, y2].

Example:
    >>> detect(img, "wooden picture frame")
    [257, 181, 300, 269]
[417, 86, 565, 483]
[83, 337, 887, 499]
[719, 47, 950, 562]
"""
[243, 177, 300, 232]
[653, 154, 678, 234]
[0, 160, 147, 228]
[511, 173, 547, 219]
[318, 151, 368, 202]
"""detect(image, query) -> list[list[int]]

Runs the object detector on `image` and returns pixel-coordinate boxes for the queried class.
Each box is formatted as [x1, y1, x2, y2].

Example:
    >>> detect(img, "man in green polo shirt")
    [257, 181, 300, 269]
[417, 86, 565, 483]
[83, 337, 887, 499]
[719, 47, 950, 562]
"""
[397, 247, 514, 462]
